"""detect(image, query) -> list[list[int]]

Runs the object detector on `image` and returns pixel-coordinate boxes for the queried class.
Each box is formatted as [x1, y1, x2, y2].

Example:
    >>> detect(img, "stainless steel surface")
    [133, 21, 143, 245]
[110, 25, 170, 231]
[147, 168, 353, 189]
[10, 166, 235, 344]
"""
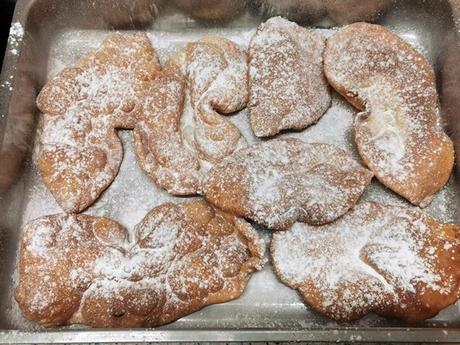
[1, 0, 460, 343]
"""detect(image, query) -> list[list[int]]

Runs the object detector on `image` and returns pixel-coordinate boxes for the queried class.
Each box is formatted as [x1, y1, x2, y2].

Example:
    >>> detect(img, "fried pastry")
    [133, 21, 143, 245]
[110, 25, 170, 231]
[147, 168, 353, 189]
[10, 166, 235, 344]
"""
[167, 37, 248, 163]
[248, 17, 330, 137]
[202, 138, 373, 230]
[271, 201, 460, 321]
[37, 33, 202, 211]
[324, 22, 454, 207]
[133, 69, 202, 195]
[15, 200, 265, 328]
[36, 33, 160, 212]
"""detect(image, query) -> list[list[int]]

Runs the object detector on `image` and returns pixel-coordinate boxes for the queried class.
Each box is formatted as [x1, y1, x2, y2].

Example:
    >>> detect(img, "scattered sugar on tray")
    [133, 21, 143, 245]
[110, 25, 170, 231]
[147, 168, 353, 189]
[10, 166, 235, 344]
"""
[7, 22, 24, 56]
[10, 24, 460, 329]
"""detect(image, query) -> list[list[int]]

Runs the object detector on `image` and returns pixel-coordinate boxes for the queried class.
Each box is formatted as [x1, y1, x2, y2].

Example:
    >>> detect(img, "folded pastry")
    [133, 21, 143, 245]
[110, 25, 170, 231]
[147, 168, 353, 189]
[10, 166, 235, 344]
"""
[167, 37, 249, 163]
[324, 22, 454, 207]
[248, 17, 330, 137]
[271, 201, 460, 321]
[133, 69, 202, 195]
[15, 200, 265, 328]
[37, 33, 158, 212]
[203, 138, 373, 230]
[37, 33, 203, 211]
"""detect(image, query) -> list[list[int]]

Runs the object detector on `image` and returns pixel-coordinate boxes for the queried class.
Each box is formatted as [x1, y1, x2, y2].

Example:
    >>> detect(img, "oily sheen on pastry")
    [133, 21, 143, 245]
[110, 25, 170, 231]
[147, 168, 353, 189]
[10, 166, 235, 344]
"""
[202, 138, 373, 230]
[271, 201, 460, 321]
[167, 36, 248, 163]
[324, 22, 454, 207]
[248, 17, 330, 137]
[15, 200, 265, 328]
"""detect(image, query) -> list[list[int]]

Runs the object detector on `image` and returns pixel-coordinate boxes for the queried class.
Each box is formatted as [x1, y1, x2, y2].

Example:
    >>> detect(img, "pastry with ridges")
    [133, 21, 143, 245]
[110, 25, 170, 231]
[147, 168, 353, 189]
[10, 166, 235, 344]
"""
[15, 200, 265, 327]
[271, 201, 460, 321]
[167, 36, 248, 163]
[203, 138, 373, 230]
[324, 22, 454, 207]
[37, 33, 203, 211]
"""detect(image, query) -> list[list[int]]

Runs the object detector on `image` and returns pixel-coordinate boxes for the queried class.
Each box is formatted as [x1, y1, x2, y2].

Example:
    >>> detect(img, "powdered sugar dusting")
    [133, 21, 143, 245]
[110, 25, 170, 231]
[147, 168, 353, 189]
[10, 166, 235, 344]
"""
[7, 22, 24, 56]
[324, 22, 454, 206]
[15, 201, 265, 327]
[36, 32, 163, 213]
[203, 139, 373, 230]
[6, 21, 460, 330]
[272, 202, 460, 320]
[168, 37, 249, 164]
[248, 17, 331, 137]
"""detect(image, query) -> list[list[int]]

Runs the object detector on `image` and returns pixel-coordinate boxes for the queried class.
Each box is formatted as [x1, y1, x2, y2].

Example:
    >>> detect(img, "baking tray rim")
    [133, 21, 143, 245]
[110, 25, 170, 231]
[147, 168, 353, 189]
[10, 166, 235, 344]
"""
[1, 0, 460, 343]
[1, 327, 460, 344]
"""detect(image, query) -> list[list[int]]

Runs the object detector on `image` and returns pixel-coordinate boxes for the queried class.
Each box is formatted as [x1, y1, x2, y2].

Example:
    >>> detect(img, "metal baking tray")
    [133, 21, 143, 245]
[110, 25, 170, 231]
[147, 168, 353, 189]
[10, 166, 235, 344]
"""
[1, 0, 460, 343]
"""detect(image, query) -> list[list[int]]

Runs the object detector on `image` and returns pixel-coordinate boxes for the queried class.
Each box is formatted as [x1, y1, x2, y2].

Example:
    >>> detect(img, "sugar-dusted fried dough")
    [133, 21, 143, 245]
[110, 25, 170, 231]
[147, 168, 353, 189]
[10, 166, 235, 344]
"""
[248, 17, 330, 137]
[167, 37, 248, 163]
[271, 201, 460, 321]
[133, 70, 202, 195]
[324, 23, 454, 207]
[15, 200, 265, 328]
[37, 33, 203, 210]
[203, 138, 373, 230]
[36, 33, 160, 212]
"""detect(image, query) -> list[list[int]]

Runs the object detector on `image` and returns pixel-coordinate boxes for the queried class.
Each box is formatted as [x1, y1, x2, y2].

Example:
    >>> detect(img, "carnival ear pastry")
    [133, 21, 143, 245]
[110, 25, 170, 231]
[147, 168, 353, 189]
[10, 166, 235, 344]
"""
[271, 201, 460, 321]
[203, 138, 373, 230]
[37, 33, 204, 209]
[133, 69, 202, 195]
[166, 36, 248, 163]
[15, 200, 265, 327]
[248, 16, 330, 137]
[324, 22, 454, 207]
[36, 33, 162, 213]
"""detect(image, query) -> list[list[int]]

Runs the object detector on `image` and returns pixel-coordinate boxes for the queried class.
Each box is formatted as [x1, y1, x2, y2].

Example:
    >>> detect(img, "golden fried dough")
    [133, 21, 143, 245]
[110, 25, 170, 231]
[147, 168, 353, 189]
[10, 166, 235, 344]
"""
[15, 200, 265, 328]
[324, 23, 454, 207]
[167, 37, 248, 163]
[37, 33, 203, 210]
[271, 201, 460, 321]
[37, 33, 160, 213]
[203, 138, 373, 230]
[248, 17, 330, 137]
[133, 69, 202, 195]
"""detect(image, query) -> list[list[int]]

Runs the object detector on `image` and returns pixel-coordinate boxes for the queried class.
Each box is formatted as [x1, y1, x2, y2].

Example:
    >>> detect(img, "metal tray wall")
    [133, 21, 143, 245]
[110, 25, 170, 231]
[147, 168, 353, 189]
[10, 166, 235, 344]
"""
[1, 0, 460, 343]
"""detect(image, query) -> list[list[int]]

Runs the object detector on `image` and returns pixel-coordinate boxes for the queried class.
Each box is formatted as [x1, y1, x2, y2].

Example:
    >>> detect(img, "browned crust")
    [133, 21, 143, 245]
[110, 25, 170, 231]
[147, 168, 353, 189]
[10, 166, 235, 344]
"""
[324, 22, 454, 207]
[270, 201, 460, 322]
[15, 200, 265, 328]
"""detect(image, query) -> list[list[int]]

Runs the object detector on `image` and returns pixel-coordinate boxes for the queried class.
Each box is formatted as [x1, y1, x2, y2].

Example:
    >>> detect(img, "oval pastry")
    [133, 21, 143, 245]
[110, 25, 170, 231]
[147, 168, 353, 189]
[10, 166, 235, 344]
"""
[248, 17, 331, 137]
[271, 201, 460, 321]
[202, 138, 373, 230]
[15, 200, 265, 328]
[324, 22, 454, 207]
